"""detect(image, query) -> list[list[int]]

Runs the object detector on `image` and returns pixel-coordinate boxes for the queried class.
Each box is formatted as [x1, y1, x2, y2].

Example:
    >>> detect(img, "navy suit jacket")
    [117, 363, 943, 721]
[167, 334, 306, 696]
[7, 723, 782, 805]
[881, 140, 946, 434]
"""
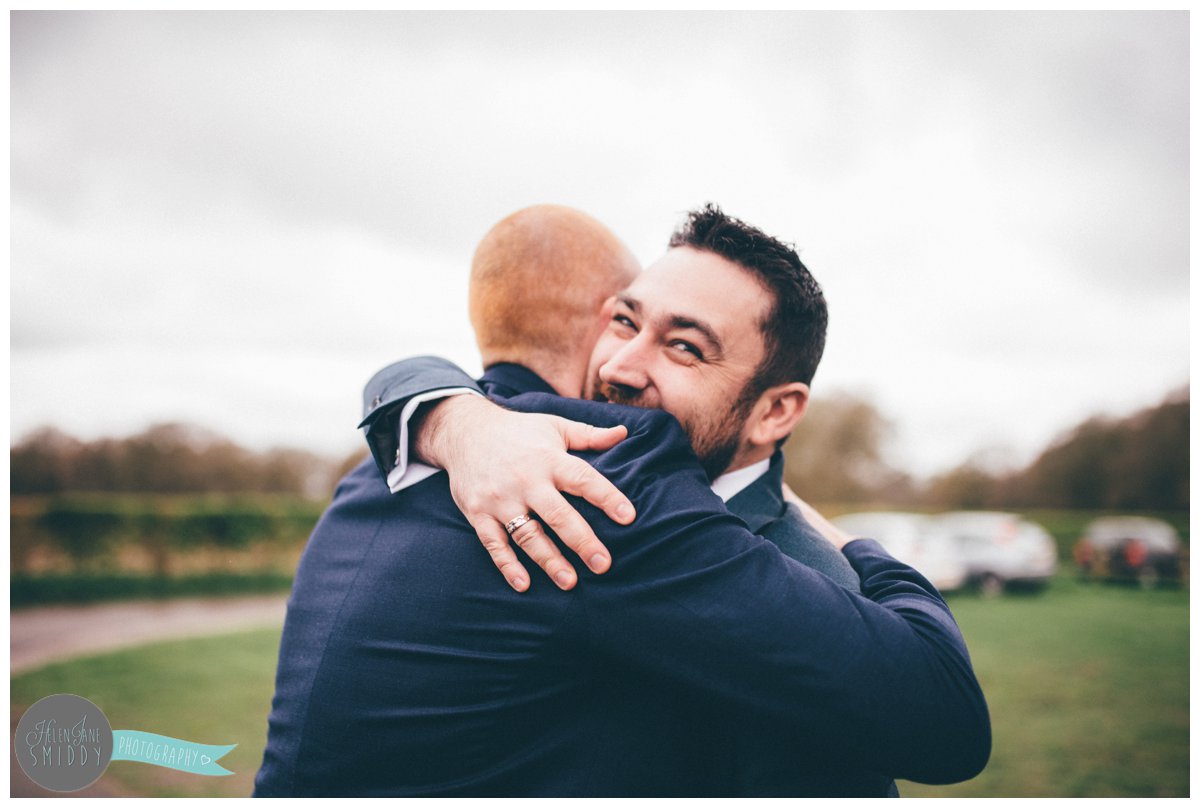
[254, 362, 989, 796]
[359, 360, 862, 592]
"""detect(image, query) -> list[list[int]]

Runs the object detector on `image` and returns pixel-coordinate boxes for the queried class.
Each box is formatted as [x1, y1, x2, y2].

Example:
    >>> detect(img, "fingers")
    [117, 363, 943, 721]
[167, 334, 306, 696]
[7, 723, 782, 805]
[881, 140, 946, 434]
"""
[473, 518, 532, 592]
[472, 513, 582, 592]
[556, 418, 628, 453]
[508, 516, 579, 591]
[451, 413, 635, 592]
[554, 454, 635, 527]
[527, 486, 612, 576]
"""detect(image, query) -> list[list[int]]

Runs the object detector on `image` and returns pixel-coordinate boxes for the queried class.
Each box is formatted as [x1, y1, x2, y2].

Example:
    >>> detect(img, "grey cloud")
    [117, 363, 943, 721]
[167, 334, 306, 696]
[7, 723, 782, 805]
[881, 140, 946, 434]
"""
[10, 11, 1189, 474]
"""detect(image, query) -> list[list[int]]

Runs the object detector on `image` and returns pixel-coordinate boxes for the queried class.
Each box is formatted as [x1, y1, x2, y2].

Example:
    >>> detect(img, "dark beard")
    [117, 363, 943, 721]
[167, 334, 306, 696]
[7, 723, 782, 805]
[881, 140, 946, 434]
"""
[593, 381, 745, 483]
[694, 435, 740, 483]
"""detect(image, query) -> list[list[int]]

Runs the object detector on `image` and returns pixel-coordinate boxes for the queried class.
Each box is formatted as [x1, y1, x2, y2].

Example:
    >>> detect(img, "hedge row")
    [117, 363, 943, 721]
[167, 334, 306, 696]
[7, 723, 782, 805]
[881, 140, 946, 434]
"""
[11, 572, 296, 608]
[11, 495, 325, 568]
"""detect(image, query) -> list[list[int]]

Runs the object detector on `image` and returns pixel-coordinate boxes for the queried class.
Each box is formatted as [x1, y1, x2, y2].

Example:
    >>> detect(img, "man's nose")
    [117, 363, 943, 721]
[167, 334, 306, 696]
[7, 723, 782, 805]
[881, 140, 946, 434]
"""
[598, 335, 651, 391]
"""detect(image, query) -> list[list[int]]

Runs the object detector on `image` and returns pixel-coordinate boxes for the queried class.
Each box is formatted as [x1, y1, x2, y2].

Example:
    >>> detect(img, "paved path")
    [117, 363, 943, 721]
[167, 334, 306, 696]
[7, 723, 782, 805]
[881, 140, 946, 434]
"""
[10, 595, 289, 675]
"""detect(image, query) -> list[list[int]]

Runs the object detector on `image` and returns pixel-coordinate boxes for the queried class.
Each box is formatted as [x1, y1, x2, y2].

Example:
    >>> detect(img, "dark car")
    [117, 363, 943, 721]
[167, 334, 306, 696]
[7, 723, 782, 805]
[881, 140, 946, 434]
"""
[1074, 516, 1185, 588]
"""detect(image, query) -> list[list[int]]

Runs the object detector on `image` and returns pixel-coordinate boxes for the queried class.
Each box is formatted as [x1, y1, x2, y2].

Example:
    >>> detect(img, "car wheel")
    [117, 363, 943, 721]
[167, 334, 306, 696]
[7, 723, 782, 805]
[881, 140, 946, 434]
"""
[979, 574, 1004, 599]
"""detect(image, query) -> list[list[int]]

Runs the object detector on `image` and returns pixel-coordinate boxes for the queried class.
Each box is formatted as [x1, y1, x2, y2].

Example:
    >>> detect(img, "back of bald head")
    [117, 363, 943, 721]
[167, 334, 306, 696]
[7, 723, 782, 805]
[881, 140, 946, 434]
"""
[469, 205, 640, 375]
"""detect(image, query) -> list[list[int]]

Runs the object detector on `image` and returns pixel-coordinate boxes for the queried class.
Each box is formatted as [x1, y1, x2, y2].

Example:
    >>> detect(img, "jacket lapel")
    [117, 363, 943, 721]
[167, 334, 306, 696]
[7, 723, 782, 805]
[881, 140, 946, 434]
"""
[724, 452, 787, 534]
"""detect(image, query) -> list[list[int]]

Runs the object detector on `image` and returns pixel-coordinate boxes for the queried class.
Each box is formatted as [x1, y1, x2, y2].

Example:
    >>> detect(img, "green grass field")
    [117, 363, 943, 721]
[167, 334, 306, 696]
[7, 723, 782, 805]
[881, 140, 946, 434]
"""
[11, 573, 1189, 797]
[902, 574, 1189, 797]
[11, 630, 281, 797]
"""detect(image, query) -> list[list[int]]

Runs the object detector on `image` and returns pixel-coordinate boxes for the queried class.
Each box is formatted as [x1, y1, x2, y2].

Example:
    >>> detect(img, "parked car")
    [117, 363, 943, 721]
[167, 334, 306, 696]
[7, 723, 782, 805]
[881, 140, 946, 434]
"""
[1074, 516, 1185, 588]
[832, 511, 968, 593]
[928, 511, 1058, 596]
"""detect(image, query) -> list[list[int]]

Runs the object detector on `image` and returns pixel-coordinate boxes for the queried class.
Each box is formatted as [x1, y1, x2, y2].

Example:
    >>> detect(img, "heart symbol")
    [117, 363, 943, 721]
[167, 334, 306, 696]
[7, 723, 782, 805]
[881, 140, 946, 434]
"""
[201, 755, 212, 765]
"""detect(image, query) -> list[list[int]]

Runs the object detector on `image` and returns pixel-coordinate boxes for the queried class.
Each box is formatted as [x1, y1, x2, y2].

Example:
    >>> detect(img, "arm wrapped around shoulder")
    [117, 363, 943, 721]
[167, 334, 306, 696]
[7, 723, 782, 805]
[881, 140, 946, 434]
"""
[842, 538, 992, 784]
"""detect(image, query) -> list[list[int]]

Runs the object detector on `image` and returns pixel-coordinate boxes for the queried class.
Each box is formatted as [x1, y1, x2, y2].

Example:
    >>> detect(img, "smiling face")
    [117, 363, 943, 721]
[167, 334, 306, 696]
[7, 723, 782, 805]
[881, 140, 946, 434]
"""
[585, 246, 773, 479]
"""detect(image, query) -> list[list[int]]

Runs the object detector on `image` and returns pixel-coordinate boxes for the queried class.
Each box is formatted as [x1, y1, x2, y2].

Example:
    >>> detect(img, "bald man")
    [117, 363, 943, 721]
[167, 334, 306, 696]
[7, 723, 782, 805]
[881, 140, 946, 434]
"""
[254, 206, 988, 796]
[360, 206, 641, 508]
[469, 205, 640, 393]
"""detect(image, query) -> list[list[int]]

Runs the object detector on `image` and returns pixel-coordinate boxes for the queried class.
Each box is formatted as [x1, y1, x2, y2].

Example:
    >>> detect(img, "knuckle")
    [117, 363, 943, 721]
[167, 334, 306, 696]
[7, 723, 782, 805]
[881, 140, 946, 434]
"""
[510, 522, 542, 549]
[479, 535, 508, 554]
[533, 446, 560, 468]
[564, 457, 596, 486]
[479, 486, 505, 506]
[574, 471, 600, 494]
[462, 493, 490, 514]
[537, 499, 572, 526]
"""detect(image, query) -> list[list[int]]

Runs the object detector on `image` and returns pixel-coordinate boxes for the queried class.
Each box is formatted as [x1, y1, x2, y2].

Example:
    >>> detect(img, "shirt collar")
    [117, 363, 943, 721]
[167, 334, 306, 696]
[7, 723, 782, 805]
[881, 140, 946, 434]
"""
[709, 457, 772, 502]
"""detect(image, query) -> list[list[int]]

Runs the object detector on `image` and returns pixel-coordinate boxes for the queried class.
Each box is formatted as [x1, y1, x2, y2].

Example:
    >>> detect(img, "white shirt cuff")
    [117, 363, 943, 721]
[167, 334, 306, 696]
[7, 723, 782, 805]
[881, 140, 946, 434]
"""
[386, 387, 483, 493]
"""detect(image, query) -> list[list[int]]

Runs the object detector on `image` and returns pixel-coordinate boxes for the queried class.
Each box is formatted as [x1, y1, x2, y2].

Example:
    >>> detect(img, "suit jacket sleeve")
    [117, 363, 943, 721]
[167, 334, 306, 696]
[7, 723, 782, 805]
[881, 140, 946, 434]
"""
[357, 357, 482, 481]
[761, 503, 862, 592]
[502, 393, 991, 786]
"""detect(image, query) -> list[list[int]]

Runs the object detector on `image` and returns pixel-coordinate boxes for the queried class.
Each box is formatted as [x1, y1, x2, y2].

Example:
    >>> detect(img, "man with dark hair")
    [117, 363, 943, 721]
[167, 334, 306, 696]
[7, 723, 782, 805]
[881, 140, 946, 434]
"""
[667, 202, 828, 392]
[582, 203, 826, 482]
[256, 204, 989, 796]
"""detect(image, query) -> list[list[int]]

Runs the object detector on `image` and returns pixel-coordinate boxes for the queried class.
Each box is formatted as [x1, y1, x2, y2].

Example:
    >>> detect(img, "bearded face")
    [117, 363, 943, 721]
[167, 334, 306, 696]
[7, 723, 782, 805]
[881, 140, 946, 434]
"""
[593, 379, 757, 482]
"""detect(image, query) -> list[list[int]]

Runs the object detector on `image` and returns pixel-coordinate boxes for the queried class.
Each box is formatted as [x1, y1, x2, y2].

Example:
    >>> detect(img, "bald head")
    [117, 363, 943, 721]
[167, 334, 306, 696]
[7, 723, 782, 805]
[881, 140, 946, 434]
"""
[469, 205, 640, 396]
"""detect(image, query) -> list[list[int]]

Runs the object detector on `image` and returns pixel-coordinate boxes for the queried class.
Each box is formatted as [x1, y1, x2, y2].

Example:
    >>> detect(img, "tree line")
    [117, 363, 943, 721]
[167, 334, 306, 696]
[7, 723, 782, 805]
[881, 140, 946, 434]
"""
[11, 387, 1189, 510]
[10, 423, 365, 499]
[784, 387, 1187, 510]
[921, 388, 1188, 510]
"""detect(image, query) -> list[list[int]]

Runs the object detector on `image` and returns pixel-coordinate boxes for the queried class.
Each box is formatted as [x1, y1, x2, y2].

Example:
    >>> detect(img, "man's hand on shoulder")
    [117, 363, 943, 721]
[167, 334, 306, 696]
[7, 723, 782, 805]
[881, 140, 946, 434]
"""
[413, 394, 637, 592]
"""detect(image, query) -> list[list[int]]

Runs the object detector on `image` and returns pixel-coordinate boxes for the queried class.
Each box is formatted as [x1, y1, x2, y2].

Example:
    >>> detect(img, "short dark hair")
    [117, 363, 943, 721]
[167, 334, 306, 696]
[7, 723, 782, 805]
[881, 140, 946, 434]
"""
[668, 203, 827, 397]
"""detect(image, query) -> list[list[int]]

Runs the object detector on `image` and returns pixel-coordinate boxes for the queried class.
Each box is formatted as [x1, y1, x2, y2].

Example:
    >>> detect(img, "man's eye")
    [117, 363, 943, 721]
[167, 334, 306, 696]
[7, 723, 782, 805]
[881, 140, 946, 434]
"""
[670, 341, 703, 360]
[613, 315, 637, 331]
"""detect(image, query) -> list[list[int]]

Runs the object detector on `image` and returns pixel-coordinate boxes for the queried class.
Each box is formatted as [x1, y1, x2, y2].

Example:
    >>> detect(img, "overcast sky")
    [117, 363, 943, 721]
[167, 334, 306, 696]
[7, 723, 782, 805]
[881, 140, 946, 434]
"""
[10, 11, 1190, 477]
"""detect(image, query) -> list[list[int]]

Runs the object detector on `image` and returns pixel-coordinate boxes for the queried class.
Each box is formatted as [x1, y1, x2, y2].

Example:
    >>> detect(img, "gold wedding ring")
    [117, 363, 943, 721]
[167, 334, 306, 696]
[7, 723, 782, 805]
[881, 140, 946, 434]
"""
[504, 513, 534, 535]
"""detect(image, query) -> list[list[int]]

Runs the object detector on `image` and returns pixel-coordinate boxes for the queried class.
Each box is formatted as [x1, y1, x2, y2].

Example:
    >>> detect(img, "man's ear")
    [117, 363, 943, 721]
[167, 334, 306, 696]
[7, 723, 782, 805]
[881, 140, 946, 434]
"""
[745, 382, 810, 448]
